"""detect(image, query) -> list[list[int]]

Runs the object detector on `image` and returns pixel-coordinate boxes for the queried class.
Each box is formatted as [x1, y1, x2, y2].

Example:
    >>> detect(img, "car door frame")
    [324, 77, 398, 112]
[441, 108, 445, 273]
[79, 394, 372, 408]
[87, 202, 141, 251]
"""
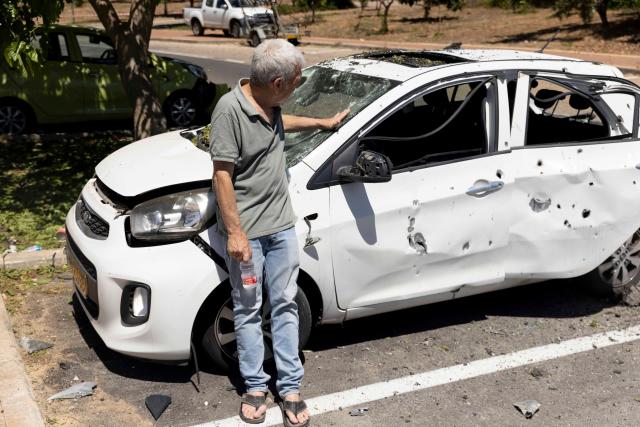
[506, 69, 640, 280]
[311, 71, 517, 317]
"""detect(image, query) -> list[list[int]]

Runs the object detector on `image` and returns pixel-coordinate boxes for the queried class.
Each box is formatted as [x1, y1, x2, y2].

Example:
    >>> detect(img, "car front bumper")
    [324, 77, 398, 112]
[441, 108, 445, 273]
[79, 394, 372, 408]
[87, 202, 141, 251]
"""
[65, 178, 225, 362]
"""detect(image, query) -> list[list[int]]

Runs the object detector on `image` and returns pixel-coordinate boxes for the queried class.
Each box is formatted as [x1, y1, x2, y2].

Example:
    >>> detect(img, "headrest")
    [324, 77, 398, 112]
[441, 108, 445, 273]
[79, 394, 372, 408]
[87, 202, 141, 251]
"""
[568, 94, 592, 111]
[533, 89, 565, 109]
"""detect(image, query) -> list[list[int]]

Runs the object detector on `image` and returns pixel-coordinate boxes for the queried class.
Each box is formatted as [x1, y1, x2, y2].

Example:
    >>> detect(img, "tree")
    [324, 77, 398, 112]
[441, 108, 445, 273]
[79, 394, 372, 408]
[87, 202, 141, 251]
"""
[398, 0, 464, 20]
[554, 0, 609, 27]
[380, 0, 394, 32]
[2, 0, 166, 140]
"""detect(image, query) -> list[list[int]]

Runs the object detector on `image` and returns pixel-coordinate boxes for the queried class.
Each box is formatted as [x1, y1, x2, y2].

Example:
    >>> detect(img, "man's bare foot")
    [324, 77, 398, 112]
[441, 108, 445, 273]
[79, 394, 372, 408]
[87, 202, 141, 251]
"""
[284, 393, 310, 425]
[241, 391, 267, 421]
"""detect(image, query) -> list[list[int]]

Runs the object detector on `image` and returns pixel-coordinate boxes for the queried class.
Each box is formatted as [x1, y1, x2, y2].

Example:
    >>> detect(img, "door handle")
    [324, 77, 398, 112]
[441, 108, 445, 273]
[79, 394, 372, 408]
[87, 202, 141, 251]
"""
[466, 180, 504, 198]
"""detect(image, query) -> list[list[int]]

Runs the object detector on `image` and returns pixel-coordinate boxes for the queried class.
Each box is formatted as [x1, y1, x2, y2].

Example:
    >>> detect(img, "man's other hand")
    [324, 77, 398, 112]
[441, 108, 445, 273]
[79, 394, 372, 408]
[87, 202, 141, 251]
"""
[228, 231, 252, 262]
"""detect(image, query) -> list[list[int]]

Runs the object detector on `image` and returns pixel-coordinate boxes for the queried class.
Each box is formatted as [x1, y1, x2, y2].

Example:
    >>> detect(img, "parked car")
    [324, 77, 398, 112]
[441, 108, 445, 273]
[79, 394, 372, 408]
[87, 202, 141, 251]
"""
[184, 0, 274, 38]
[66, 49, 640, 370]
[0, 25, 228, 134]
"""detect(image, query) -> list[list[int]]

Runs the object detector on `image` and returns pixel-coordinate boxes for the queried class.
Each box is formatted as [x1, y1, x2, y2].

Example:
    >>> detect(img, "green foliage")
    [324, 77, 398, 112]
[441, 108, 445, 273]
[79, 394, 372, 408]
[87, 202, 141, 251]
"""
[554, 0, 597, 23]
[0, 131, 132, 250]
[0, 1, 69, 71]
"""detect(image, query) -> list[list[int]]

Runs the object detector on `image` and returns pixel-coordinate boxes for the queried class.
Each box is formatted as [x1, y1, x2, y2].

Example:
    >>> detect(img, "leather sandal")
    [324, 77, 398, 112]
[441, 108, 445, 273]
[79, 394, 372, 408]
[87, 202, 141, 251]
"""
[239, 393, 267, 424]
[279, 399, 310, 427]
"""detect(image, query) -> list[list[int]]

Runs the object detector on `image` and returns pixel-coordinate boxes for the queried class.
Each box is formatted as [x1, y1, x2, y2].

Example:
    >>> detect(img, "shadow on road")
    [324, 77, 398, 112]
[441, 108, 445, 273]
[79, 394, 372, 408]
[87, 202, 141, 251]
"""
[307, 279, 617, 352]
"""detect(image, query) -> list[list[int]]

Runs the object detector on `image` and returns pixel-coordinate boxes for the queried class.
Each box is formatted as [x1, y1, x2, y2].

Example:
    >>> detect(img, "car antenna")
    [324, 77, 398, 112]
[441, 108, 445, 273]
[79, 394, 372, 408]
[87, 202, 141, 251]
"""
[537, 28, 560, 54]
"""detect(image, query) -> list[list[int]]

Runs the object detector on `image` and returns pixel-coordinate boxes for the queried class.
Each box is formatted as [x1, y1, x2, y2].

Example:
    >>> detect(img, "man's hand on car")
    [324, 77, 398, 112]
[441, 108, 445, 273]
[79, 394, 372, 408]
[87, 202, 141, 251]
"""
[319, 108, 350, 130]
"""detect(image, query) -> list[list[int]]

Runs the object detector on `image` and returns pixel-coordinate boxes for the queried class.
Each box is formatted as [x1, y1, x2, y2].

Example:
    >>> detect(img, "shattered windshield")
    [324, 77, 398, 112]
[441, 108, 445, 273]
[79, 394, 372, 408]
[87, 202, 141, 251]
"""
[282, 66, 399, 167]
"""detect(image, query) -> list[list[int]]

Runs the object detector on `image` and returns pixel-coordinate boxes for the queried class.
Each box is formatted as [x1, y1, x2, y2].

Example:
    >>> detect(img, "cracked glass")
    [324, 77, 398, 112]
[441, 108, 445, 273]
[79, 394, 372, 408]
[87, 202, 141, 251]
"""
[282, 66, 399, 167]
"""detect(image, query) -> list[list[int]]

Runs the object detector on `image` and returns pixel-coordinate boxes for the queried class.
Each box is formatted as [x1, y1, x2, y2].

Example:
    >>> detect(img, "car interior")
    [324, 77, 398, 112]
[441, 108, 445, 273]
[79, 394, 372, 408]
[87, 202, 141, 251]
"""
[358, 80, 492, 171]
[525, 78, 609, 145]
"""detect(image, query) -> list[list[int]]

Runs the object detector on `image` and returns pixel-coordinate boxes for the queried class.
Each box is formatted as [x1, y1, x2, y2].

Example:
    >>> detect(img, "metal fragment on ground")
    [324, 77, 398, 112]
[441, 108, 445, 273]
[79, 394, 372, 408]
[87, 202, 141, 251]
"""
[514, 400, 541, 418]
[349, 408, 369, 416]
[48, 382, 97, 401]
[19, 336, 53, 354]
[145, 394, 172, 421]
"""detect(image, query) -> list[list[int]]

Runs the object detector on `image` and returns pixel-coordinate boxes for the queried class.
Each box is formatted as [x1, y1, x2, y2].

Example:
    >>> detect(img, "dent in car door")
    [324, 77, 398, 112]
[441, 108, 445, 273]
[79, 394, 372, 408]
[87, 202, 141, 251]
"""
[506, 72, 640, 279]
[329, 78, 513, 317]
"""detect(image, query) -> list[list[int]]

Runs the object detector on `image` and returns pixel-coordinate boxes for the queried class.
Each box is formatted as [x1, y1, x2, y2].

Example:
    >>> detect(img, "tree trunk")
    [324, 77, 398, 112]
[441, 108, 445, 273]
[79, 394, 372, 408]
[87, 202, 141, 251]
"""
[381, 1, 393, 33]
[422, 0, 431, 20]
[89, 0, 166, 140]
[376, 0, 382, 16]
[596, 0, 609, 28]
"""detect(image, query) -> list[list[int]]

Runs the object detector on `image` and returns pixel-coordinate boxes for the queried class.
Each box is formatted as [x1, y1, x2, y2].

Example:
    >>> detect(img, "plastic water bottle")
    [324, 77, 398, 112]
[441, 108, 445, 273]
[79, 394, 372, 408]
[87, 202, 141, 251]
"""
[239, 260, 258, 289]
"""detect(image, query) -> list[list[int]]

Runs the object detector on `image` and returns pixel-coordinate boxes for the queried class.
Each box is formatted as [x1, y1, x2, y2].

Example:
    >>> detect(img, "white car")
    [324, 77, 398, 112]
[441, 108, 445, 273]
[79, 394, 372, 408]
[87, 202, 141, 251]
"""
[184, 0, 274, 38]
[66, 49, 640, 369]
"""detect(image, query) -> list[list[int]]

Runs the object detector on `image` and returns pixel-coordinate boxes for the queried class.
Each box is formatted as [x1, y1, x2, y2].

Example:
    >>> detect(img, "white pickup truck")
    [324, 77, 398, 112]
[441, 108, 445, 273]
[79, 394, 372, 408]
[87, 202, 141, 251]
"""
[183, 0, 275, 38]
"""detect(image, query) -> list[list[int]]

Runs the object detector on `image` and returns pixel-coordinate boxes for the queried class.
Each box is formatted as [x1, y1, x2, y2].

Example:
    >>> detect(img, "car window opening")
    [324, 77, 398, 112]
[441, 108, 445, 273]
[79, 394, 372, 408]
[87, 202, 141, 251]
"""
[358, 78, 493, 171]
[524, 78, 634, 146]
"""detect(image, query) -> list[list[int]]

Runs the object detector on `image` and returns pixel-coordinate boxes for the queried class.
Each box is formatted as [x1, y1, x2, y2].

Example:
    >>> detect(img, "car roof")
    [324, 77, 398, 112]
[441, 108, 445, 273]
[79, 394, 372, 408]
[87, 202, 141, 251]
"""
[317, 49, 621, 82]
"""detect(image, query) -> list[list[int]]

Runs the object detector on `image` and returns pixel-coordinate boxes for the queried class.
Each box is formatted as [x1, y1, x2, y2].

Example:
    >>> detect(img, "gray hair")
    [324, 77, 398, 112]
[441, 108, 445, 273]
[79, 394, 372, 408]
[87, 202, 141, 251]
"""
[250, 39, 305, 87]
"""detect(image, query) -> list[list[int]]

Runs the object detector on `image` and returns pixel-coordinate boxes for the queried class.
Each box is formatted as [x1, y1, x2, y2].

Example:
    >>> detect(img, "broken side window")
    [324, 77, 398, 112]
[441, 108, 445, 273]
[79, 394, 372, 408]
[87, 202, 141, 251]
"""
[525, 78, 609, 146]
[599, 93, 636, 136]
[356, 78, 494, 171]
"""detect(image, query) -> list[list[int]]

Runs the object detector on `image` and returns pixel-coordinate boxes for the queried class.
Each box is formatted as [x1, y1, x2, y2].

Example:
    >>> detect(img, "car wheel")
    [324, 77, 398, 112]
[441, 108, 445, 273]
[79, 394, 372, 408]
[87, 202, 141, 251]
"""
[584, 229, 640, 296]
[223, 29, 231, 37]
[0, 102, 31, 135]
[191, 20, 204, 36]
[201, 285, 313, 371]
[165, 93, 197, 127]
[230, 21, 241, 38]
[250, 32, 261, 47]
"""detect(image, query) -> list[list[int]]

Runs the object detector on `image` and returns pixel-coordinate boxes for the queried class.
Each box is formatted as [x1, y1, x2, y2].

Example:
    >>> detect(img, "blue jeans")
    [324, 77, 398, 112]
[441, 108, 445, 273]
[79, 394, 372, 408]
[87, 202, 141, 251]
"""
[224, 227, 303, 398]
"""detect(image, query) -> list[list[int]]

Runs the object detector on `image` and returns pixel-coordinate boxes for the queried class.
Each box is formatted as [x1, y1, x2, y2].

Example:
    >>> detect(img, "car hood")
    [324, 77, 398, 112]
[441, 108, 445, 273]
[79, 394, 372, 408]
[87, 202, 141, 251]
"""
[95, 130, 212, 197]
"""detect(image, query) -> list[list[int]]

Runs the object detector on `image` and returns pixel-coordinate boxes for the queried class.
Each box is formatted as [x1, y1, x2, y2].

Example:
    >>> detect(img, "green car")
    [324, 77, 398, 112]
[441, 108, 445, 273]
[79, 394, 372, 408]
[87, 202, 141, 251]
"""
[0, 25, 228, 134]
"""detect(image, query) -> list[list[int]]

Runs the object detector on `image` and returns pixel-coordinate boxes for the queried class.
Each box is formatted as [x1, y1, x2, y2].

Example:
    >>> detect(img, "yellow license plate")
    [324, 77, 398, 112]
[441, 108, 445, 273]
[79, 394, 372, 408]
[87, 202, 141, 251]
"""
[70, 256, 89, 299]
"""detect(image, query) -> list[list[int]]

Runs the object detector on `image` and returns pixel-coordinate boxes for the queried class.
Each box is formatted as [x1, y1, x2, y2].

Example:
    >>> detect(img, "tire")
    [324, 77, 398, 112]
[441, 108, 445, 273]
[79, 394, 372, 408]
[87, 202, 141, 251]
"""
[250, 32, 261, 48]
[583, 229, 640, 296]
[164, 92, 197, 127]
[0, 101, 32, 135]
[230, 21, 241, 38]
[200, 284, 313, 371]
[222, 29, 231, 37]
[191, 19, 204, 36]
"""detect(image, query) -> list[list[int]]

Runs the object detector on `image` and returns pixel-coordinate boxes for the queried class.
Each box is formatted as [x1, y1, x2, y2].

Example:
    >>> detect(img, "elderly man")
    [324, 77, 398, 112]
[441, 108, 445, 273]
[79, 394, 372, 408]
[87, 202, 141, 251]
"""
[209, 39, 348, 426]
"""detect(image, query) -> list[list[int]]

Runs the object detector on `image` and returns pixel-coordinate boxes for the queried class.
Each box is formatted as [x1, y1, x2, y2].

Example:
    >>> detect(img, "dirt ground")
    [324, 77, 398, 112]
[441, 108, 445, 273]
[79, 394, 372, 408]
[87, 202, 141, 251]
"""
[57, 2, 640, 56]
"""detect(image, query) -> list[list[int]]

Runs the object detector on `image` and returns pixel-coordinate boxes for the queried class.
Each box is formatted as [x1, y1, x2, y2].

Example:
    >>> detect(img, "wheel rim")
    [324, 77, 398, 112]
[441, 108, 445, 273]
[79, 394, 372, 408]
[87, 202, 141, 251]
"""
[0, 106, 27, 134]
[598, 230, 640, 288]
[213, 295, 273, 362]
[169, 97, 196, 126]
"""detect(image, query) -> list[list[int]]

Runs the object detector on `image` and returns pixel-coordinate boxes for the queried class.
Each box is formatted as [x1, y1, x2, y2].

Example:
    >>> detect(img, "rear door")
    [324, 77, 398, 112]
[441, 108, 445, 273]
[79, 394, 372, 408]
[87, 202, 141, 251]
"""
[506, 71, 640, 279]
[327, 75, 514, 316]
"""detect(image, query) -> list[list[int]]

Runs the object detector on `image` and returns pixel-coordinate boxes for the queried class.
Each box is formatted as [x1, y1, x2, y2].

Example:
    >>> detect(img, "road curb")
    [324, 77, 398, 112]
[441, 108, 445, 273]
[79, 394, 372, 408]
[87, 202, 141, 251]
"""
[0, 293, 45, 426]
[2, 248, 67, 271]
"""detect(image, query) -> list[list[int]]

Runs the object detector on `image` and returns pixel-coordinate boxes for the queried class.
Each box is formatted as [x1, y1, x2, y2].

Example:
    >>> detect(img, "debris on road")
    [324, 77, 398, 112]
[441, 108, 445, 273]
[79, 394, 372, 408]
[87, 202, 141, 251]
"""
[622, 283, 640, 306]
[145, 394, 172, 420]
[48, 382, 97, 401]
[19, 336, 53, 354]
[529, 367, 547, 379]
[349, 408, 368, 416]
[514, 400, 541, 419]
[59, 362, 71, 370]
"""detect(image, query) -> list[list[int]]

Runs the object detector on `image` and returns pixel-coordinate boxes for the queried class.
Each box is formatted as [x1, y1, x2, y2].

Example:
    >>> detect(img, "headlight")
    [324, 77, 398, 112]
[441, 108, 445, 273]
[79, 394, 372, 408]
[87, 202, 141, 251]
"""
[130, 188, 215, 242]
[185, 63, 207, 80]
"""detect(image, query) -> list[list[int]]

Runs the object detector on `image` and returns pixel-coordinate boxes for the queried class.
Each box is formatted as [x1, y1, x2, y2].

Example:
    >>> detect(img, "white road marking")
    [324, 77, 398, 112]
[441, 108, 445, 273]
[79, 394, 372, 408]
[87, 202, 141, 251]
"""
[151, 50, 247, 64]
[194, 324, 640, 427]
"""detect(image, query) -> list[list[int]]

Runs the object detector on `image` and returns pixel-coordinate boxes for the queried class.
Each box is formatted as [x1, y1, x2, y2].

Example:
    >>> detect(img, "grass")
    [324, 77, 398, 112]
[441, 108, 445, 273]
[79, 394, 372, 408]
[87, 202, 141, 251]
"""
[0, 265, 68, 314]
[0, 131, 133, 251]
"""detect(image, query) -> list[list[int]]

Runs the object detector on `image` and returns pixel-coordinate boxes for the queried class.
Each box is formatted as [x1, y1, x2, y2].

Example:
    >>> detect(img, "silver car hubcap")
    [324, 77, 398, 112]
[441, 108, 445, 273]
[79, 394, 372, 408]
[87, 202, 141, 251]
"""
[170, 97, 196, 126]
[214, 296, 272, 361]
[0, 106, 26, 134]
[598, 231, 640, 288]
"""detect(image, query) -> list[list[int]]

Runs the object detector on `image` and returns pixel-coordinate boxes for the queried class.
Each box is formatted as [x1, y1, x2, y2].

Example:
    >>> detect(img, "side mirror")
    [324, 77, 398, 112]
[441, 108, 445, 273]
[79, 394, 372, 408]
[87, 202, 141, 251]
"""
[221, 3, 228, 9]
[337, 150, 393, 183]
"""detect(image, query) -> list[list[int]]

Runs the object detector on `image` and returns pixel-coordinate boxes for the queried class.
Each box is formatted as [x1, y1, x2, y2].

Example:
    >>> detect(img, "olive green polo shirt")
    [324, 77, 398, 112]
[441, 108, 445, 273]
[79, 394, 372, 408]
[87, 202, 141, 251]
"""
[209, 79, 296, 239]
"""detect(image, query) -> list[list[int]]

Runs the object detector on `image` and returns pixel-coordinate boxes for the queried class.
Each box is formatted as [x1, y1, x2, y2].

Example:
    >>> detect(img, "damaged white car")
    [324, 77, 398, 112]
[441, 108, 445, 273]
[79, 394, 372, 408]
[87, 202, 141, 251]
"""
[66, 49, 640, 369]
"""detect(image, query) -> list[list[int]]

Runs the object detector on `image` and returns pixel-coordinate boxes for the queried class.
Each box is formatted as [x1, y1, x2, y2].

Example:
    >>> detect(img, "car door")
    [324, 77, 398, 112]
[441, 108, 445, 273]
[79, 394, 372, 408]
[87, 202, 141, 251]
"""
[74, 31, 130, 119]
[207, 0, 227, 27]
[327, 75, 514, 316]
[506, 71, 640, 279]
[25, 31, 85, 119]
